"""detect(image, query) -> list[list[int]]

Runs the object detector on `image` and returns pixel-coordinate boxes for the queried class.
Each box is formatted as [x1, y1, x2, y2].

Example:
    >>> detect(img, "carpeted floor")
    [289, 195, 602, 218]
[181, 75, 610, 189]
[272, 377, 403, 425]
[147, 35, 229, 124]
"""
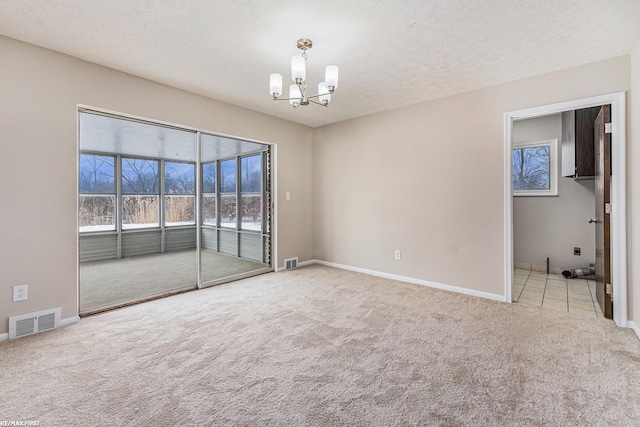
[2, 264, 640, 425]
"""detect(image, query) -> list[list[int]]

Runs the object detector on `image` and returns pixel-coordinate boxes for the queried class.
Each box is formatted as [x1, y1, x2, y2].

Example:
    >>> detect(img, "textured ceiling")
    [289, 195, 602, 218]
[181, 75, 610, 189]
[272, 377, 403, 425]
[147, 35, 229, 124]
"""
[1, 1, 639, 128]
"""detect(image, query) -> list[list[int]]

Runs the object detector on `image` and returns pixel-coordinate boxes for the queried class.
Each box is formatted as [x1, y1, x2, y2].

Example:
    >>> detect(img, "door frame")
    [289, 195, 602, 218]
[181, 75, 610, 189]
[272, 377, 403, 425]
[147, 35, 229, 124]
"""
[503, 92, 627, 327]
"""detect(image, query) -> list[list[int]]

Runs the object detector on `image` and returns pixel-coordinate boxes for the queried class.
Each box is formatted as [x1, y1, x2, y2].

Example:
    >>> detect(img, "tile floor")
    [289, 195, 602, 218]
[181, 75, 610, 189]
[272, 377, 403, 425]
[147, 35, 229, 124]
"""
[513, 268, 604, 318]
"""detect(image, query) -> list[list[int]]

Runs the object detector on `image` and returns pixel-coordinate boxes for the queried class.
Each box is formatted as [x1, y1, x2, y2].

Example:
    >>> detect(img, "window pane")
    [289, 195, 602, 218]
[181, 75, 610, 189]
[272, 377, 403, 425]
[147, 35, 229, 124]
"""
[79, 154, 115, 193]
[165, 195, 195, 226]
[241, 155, 261, 193]
[165, 162, 195, 194]
[202, 162, 216, 193]
[512, 146, 550, 190]
[122, 195, 159, 229]
[220, 160, 236, 193]
[79, 195, 115, 232]
[122, 158, 159, 194]
[220, 194, 236, 228]
[203, 195, 217, 226]
[241, 194, 261, 231]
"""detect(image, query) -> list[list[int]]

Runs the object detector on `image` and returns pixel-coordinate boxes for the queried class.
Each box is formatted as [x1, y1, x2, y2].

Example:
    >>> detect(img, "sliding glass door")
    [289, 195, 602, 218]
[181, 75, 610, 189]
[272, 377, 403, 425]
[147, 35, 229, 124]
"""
[200, 134, 271, 286]
[78, 110, 272, 314]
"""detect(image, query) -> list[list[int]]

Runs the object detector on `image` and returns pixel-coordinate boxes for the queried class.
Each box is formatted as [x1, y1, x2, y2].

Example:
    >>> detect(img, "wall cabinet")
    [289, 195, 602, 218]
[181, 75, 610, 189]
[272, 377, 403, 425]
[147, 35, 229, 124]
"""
[561, 106, 602, 179]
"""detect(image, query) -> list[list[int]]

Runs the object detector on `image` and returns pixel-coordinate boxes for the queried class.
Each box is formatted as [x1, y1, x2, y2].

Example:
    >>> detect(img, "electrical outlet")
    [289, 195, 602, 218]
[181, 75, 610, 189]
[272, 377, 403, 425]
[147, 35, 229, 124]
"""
[394, 250, 401, 260]
[574, 247, 581, 256]
[13, 285, 28, 302]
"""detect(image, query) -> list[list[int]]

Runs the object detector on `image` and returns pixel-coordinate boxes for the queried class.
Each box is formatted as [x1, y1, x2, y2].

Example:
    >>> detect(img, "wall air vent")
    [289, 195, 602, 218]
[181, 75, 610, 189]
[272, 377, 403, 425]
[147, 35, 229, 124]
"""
[284, 257, 298, 270]
[9, 308, 61, 339]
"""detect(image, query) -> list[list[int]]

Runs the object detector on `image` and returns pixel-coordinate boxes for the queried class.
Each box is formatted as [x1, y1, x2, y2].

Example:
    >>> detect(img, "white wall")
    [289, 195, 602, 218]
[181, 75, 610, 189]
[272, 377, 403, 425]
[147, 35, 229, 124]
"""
[313, 56, 630, 299]
[513, 114, 596, 272]
[0, 36, 315, 335]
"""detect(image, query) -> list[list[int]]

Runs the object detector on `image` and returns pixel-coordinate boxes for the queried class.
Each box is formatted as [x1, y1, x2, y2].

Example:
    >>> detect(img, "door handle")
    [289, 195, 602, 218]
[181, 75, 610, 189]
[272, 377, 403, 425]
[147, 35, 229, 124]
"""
[588, 218, 601, 224]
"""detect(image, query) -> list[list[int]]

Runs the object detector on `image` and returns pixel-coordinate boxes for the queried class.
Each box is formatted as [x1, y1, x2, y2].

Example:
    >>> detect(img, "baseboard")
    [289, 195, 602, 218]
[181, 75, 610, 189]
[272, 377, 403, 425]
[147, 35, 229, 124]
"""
[60, 315, 81, 328]
[0, 315, 79, 342]
[628, 321, 640, 341]
[298, 259, 316, 268]
[276, 259, 315, 272]
[311, 259, 506, 302]
[514, 262, 564, 275]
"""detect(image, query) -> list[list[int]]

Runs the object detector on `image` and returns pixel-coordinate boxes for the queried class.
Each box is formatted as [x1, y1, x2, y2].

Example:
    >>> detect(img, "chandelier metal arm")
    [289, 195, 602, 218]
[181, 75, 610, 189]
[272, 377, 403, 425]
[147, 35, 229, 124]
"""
[308, 99, 329, 107]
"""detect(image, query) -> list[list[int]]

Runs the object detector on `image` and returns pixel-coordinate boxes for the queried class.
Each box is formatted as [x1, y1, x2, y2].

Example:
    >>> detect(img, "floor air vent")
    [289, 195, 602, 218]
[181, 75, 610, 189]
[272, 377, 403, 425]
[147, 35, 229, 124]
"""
[9, 308, 61, 339]
[284, 257, 298, 270]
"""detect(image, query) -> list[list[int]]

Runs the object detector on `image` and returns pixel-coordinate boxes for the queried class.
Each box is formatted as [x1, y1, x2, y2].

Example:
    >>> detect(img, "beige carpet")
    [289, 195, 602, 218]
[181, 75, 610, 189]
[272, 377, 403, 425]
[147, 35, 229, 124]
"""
[2, 265, 639, 425]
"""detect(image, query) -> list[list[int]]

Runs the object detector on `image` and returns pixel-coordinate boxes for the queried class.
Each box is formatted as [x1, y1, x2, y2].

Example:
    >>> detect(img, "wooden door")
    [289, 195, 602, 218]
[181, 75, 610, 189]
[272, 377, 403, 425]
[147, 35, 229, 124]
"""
[594, 105, 612, 318]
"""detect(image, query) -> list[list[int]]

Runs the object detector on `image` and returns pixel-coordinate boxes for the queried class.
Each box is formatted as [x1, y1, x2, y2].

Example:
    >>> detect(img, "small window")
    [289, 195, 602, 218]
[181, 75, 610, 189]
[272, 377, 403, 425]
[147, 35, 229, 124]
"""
[122, 158, 159, 229]
[202, 162, 217, 226]
[241, 155, 261, 193]
[219, 160, 237, 228]
[240, 155, 262, 231]
[79, 154, 116, 232]
[220, 159, 236, 193]
[512, 139, 557, 196]
[165, 162, 195, 226]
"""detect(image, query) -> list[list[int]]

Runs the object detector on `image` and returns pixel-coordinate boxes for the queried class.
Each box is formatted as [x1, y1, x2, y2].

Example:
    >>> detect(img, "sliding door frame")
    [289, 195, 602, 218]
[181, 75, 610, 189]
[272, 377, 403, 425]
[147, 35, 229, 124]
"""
[77, 105, 277, 310]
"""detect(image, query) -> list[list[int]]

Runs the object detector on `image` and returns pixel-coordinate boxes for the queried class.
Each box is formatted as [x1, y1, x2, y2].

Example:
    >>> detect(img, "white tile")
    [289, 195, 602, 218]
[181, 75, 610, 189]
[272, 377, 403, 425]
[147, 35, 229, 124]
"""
[520, 294, 543, 304]
[518, 297, 542, 307]
[546, 279, 566, 287]
[525, 280, 546, 288]
[529, 271, 547, 278]
[544, 294, 568, 303]
[522, 287, 544, 296]
[543, 299, 568, 311]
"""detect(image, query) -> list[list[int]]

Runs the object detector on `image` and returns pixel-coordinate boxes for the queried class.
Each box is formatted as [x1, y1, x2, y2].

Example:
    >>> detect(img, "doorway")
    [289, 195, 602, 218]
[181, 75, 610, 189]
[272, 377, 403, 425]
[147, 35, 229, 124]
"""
[78, 108, 274, 315]
[504, 92, 627, 327]
[511, 113, 600, 316]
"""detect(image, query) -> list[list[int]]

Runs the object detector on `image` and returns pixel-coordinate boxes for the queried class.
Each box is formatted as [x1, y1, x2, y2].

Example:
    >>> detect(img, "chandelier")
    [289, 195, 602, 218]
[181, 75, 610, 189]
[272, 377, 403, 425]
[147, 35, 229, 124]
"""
[269, 38, 339, 108]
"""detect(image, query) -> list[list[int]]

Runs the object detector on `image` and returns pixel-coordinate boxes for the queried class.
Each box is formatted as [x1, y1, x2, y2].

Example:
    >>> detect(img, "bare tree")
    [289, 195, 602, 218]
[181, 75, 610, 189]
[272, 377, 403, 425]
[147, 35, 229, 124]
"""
[79, 155, 114, 192]
[122, 158, 158, 193]
[512, 146, 549, 190]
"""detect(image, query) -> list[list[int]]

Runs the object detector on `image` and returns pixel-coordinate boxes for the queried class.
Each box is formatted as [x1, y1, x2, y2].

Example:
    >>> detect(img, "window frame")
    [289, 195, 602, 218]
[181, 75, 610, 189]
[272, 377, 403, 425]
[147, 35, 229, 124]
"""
[120, 156, 160, 230]
[512, 138, 558, 197]
[201, 161, 217, 227]
[163, 160, 196, 227]
[239, 154, 263, 232]
[218, 158, 238, 229]
[78, 153, 117, 232]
